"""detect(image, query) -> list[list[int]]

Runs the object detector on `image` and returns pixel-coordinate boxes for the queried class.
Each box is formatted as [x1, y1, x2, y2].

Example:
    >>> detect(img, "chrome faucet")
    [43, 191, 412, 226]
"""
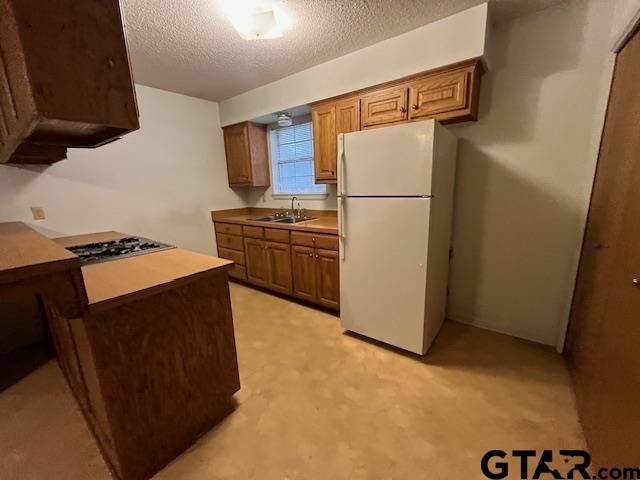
[291, 196, 298, 217]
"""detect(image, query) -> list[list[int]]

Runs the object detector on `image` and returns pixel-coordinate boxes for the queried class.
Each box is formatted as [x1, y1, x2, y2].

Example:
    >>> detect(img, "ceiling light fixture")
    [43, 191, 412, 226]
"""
[219, 0, 290, 40]
[276, 112, 292, 127]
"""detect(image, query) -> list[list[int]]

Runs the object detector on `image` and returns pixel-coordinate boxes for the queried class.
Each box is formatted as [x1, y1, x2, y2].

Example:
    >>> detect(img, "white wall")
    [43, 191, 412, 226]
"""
[448, 0, 616, 347]
[219, 3, 489, 126]
[0, 85, 245, 255]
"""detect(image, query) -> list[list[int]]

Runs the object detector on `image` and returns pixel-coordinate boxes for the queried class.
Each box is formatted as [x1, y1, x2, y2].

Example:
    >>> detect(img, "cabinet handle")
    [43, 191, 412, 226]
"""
[412, 104, 419, 110]
[315, 254, 319, 259]
[400, 106, 407, 113]
[309, 252, 313, 257]
[312, 237, 316, 243]
[633, 278, 639, 288]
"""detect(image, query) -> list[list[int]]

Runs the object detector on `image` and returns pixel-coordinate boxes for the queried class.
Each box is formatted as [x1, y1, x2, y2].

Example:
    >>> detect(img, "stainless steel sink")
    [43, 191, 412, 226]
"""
[252, 215, 314, 224]
[274, 217, 314, 224]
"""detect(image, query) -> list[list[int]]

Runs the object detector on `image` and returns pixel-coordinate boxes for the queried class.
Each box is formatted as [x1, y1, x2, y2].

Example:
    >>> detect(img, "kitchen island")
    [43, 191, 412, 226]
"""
[1, 224, 240, 480]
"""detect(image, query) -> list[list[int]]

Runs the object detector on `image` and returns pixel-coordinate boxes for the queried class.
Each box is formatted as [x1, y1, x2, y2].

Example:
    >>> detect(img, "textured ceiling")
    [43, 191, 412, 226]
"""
[122, 0, 564, 102]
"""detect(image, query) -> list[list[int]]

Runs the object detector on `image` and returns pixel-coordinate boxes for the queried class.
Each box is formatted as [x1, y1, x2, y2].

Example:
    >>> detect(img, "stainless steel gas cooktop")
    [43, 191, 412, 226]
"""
[66, 236, 175, 265]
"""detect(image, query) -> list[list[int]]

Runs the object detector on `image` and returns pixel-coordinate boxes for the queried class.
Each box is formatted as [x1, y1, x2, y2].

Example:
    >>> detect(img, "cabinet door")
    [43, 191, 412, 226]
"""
[361, 86, 408, 128]
[408, 68, 470, 120]
[312, 103, 337, 182]
[223, 123, 253, 186]
[336, 98, 360, 136]
[315, 249, 340, 310]
[244, 238, 268, 287]
[291, 245, 317, 302]
[266, 242, 292, 295]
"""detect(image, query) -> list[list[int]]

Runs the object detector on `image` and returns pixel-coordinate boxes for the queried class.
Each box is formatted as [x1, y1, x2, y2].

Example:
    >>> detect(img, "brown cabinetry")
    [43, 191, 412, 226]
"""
[214, 220, 339, 310]
[290, 234, 340, 310]
[312, 103, 337, 183]
[311, 98, 361, 184]
[222, 122, 270, 187]
[408, 63, 479, 122]
[265, 241, 292, 294]
[244, 237, 269, 287]
[0, 0, 139, 165]
[315, 249, 340, 309]
[291, 245, 317, 302]
[310, 59, 483, 183]
[361, 86, 409, 128]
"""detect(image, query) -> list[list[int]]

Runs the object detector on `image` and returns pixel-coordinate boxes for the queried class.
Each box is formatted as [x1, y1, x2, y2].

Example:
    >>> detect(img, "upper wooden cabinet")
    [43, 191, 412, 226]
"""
[336, 98, 361, 135]
[222, 122, 270, 188]
[310, 59, 483, 183]
[312, 103, 337, 183]
[311, 98, 360, 184]
[0, 0, 139, 165]
[361, 86, 408, 128]
[408, 62, 481, 122]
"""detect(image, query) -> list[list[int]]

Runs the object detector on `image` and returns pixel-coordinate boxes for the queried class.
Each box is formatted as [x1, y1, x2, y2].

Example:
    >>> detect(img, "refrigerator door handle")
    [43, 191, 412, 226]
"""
[337, 134, 346, 197]
[338, 196, 345, 260]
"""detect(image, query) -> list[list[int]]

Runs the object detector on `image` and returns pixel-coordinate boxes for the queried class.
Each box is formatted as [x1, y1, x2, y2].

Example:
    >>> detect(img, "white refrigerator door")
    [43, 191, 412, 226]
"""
[339, 120, 435, 197]
[339, 197, 431, 354]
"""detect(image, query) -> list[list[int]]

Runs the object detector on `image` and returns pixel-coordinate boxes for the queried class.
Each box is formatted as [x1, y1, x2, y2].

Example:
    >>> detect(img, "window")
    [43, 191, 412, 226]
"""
[269, 120, 327, 197]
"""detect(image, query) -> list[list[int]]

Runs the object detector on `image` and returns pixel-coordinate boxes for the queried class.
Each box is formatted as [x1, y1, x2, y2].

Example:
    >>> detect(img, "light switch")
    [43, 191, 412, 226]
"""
[31, 207, 45, 220]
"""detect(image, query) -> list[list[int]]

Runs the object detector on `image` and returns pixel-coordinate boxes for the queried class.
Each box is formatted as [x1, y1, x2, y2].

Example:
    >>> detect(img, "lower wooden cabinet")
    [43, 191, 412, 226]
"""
[315, 249, 340, 309]
[244, 237, 269, 287]
[291, 245, 317, 302]
[291, 245, 340, 310]
[215, 222, 339, 311]
[244, 238, 293, 294]
[265, 241, 292, 295]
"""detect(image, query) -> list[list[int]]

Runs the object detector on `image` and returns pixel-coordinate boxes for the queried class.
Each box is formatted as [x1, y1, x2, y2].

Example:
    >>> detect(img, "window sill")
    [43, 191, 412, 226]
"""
[271, 193, 329, 200]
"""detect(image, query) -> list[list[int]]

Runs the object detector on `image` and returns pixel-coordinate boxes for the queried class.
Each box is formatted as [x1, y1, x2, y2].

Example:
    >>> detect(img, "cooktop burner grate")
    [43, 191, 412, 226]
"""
[66, 236, 175, 265]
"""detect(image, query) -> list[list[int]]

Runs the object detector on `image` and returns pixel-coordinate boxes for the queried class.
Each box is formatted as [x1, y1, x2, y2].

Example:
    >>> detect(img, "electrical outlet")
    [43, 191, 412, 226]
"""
[31, 207, 45, 220]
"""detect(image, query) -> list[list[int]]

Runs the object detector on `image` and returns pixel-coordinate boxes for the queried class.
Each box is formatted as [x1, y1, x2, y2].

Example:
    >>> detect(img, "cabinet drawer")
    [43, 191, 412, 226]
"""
[243, 225, 264, 239]
[228, 264, 247, 281]
[217, 247, 245, 265]
[216, 233, 244, 251]
[265, 228, 290, 243]
[291, 231, 339, 250]
[214, 222, 242, 236]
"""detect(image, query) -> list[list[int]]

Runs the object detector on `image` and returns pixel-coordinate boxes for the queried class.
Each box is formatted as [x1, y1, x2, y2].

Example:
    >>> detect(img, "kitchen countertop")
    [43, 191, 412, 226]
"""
[0, 222, 80, 284]
[54, 231, 233, 312]
[211, 208, 338, 235]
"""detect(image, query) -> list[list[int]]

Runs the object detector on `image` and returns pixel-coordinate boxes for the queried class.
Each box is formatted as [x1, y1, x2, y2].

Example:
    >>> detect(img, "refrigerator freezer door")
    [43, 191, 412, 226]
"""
[339, 197, 431, 354]
[341, 120, 435, 197]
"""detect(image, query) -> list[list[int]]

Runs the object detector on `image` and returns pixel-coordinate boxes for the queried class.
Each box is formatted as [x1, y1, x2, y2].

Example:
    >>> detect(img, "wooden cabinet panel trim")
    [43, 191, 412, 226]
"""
[265, 241, 292, 295]
[216, 233, 244, 252]
[315, 248, 340, 310]
[291, 245, 317, 302]
[214, 222, 242, 236]
[361, 86, 408, 128]
[264, 228, 290, 243]
[242, 225, 264, 239]
[312, 103, 337, 181]
[409, 68, 470, 120]
[243, 238, 268, 287]
[291, 231, 339, 250]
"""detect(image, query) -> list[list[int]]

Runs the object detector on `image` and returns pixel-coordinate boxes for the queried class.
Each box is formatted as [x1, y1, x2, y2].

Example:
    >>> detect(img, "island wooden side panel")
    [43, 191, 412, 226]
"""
[46, 271, 240, 480]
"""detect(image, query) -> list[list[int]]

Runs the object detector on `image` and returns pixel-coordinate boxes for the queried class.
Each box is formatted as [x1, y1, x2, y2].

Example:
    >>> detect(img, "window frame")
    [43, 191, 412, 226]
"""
[267, 115, 327, 199]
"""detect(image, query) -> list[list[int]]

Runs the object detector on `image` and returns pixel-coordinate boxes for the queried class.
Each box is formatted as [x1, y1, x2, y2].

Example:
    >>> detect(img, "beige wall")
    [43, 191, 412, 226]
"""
[448, 0, 615, 347]
[0, 85, 245, 255]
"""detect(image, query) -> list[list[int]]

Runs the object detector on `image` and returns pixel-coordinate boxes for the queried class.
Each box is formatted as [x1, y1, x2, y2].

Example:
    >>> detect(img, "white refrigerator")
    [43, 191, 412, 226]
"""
[338, 120, 457, 355]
